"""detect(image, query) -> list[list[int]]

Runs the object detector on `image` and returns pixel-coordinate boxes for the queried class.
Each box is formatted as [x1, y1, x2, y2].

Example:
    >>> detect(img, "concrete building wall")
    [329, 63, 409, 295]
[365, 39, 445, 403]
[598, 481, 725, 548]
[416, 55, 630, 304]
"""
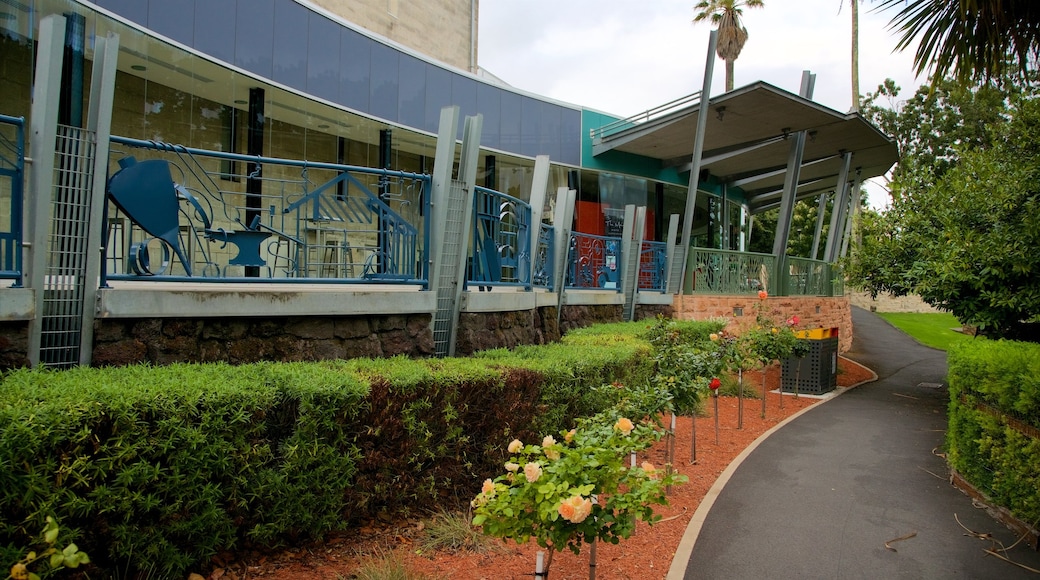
[309, 0, 476, 72]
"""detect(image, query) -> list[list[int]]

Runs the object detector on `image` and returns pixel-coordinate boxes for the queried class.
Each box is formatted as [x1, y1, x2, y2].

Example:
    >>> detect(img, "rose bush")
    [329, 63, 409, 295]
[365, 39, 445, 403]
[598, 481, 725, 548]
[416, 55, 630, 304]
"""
[471, 409, 686, 561]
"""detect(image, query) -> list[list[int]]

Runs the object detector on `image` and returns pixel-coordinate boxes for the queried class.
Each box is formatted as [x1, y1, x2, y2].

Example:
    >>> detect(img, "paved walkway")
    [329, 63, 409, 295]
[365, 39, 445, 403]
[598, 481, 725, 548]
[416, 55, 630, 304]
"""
[669, 306, 1040, 579]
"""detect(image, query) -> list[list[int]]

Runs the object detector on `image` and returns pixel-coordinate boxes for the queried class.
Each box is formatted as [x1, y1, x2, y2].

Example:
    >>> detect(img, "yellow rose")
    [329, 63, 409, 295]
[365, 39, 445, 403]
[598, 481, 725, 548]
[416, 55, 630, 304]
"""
[614, 417, 634, 436]
[507, 439, 523, 453]
[641, 461, 658, 478]
[505, 462, 519, 472]
[557, 495, 593, 523]
[564, 429, 576, 443]
[542, 435, 556, 447]
[482, 478, 495, 496]
[523, 462, 542, 483]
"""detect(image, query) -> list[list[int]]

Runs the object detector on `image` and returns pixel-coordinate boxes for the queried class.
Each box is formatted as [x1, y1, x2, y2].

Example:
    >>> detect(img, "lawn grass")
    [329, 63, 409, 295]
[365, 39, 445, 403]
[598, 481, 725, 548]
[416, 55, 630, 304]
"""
[876, 312, 979, 351]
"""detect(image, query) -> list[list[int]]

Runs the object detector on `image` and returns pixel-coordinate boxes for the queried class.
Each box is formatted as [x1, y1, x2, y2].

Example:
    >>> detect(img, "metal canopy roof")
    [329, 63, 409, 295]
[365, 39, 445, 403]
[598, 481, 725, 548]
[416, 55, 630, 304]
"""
[590, 81, 899, 213]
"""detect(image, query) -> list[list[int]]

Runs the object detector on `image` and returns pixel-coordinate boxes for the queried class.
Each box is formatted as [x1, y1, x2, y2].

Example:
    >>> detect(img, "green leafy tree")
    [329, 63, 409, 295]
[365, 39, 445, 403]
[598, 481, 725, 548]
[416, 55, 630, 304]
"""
[693, 0, 764, 92]
[847, 77, 1040, 339]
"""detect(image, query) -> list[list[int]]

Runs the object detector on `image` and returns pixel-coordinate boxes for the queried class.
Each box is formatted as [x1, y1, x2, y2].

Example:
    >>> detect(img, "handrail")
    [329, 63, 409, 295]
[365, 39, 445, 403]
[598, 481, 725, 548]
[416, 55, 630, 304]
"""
[589, 91, 702, 142]
[469, 185, 532, 290]
[566, 232, 623, 291]
[639, 240, 668, 293]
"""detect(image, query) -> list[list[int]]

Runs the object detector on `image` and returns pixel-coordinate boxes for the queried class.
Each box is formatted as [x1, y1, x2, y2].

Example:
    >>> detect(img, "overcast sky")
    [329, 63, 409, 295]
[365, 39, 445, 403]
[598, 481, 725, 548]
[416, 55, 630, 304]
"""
[478, 0, 926, 208]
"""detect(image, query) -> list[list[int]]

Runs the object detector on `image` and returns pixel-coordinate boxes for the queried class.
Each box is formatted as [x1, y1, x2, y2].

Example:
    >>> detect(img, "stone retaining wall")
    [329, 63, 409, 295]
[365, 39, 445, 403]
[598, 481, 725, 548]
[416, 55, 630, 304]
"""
[672, 294, 853, 353]
[0, 322, 29, 370]
[847, 291, 937, 313]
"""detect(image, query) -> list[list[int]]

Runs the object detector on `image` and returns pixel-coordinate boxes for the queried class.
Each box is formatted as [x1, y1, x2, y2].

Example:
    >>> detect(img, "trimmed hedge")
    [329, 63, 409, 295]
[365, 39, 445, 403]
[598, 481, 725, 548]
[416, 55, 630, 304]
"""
[0, 321, 691, 577]
[947, 340, 1040, 528]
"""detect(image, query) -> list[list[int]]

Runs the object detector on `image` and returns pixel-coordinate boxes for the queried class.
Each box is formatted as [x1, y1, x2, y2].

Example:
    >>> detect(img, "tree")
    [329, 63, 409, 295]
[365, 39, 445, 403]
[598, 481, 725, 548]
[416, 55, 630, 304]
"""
[693, 0, 764, 92]
[847, 77, 1040, 339]
[877, 0, 1040, 84]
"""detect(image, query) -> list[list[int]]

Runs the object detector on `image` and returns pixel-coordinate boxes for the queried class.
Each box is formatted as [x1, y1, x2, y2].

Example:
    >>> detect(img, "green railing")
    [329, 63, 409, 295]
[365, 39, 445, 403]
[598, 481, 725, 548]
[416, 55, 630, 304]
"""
[687, 248, 775, 295]
[685, 249, 843, 297]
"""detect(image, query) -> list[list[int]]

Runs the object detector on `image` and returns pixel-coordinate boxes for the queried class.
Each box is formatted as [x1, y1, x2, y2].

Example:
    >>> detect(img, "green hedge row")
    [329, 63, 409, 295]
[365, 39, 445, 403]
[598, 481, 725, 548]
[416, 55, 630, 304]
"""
[0, 321, 685, 577]
[947, 340, 1040, 527]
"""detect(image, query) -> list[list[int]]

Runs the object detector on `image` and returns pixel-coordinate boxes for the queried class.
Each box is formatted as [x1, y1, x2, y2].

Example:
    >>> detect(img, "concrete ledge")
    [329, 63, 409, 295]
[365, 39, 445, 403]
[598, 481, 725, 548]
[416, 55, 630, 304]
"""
[0, 288, 34, 321]
[561, 289, 625, 306]
[97, 282, 434, 318]
[636, 291, 675, 305]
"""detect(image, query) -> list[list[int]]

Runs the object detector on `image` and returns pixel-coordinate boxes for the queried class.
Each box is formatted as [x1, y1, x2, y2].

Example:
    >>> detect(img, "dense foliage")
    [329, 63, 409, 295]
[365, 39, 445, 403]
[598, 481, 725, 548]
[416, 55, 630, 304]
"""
[946, 340, 1040, 525]
[846, 77, 1040, 339]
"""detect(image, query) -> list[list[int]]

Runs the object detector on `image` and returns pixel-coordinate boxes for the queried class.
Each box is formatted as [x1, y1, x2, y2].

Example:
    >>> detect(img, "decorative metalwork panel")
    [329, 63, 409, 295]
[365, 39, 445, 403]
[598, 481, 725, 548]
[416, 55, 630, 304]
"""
[470, 185, 531, 288]
[566, 232, 622, 290]
[0, 115, 24, 284]
[689, 248, 775, 295]
[532, 223, 554, 290]
[104, 137, 429, 284]
[639, 240, 668, 292]
[783, 257, 837, 296]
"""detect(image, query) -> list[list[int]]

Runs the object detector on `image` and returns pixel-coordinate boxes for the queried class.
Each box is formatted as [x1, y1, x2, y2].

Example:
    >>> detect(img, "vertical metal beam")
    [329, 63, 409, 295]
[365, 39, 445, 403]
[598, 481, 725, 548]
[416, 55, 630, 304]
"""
[771, 71, 816, 258]
[527, 155, 551, 285]
[428, 106, 460, 291]
[839, 170, 863, 259]
[553, 187, 576, 325]
[664, 213, 680, 293]
[78, 31, 120, 366]
[677, 29, 717, 293]
[810, 192, 828, 260]
[26, 14, 67, 368]
[824, 152, 853, 263]
[446, 113, 483, 357]
[622, 205, 646, 321]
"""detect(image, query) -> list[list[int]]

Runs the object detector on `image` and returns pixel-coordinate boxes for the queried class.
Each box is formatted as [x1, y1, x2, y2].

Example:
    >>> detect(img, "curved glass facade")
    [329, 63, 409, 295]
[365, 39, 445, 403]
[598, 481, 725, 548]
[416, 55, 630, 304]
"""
[89, 0, 583, 164]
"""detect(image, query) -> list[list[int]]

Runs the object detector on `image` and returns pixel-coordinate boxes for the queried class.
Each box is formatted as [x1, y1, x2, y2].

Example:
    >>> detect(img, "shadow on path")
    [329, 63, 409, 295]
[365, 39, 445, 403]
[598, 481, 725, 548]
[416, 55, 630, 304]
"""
[680, 306, 1040, 579]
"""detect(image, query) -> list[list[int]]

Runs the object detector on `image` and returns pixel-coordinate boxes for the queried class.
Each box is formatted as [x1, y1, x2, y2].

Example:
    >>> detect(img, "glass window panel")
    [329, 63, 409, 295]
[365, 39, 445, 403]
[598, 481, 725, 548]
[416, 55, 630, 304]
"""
[424, 65, 452, 133]
[272, 0, 308, 89]
[148, 0, 194, 46]
[94, 0, 147, 26]
[307, 12, 340, 102]
[538, 101, 562, 161]
[194, 0, 235, 65]
[450, 74, 477, 139]
[520, 96, 541, 157]
[499, 90, 522, 153]
[559, 108, 581, 166]
[397, 54, 426, 129]
[339, 27, 371, 113]
[476, 82, 501, 152]
[369, 42, 399, 121]
[235, 0, 274, 78]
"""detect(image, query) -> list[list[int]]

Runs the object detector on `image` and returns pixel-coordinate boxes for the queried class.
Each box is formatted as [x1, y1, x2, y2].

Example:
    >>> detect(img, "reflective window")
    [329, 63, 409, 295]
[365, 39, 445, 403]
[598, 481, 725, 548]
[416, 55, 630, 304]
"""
[369, 42, 399, 121]
[235, 0, 274, 78]
[451, 74, 477, 139]
[194, 0, 235, 65]
[499, 91, 522, 153]
[476, 82, 501, 151]
[397, 54, 426, 129]
[424, 65, 452, 133]
[148, 0, 194, 46]
[272, 0, 308, 88]
[520, 96, 542, 157]
[538, 100, 562, 162]
[339, 27, 371, 113]
[559, 109, 581, 165]
[307, 12, 340, 102]
[94, 0, 146, 26]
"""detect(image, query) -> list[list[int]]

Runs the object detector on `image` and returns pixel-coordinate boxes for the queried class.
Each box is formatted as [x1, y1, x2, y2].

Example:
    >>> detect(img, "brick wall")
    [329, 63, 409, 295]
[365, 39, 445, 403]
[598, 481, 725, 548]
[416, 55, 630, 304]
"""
[672, 295, 853, 353]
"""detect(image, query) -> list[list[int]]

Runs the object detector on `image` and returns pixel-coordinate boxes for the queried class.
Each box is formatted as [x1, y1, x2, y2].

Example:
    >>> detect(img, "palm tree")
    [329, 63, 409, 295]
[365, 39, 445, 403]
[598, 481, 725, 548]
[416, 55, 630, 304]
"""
[693, 0, 764, 92]
[877, 0, 1040, 83]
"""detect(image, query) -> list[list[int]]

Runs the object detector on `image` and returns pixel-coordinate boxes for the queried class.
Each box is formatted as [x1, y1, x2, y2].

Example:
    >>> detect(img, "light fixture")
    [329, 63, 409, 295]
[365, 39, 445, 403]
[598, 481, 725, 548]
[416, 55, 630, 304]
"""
[234, 99, 247, 104]
[715, 106, 726, 121]
[131, 64, 146, 71]
[317, 124, 330, 129]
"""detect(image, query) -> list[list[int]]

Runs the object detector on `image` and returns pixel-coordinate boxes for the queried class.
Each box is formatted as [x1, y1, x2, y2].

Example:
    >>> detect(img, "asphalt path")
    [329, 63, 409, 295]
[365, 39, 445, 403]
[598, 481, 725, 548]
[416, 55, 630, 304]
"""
[677, 306, 1040, 579]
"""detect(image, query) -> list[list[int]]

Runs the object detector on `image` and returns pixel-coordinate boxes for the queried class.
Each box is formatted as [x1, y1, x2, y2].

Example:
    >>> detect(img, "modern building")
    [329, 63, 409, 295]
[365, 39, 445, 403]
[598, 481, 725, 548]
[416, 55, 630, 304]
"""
[0, 0, 897, 370]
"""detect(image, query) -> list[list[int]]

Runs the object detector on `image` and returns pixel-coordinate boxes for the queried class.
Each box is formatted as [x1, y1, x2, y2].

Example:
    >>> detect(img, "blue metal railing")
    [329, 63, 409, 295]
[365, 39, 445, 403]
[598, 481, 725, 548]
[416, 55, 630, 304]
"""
[469, 185, 531, 289]
[566, 232, 622, 291]
[639, 240, 668, 292]
[0, 114, 25, 286]
[103, 137, 429, 286]
[533, 222, 554, 291]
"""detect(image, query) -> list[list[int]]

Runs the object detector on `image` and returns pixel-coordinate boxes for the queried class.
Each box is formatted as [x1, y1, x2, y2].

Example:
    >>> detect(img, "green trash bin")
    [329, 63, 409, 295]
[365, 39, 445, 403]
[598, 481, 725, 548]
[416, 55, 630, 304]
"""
[781, 327, 838, 395]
